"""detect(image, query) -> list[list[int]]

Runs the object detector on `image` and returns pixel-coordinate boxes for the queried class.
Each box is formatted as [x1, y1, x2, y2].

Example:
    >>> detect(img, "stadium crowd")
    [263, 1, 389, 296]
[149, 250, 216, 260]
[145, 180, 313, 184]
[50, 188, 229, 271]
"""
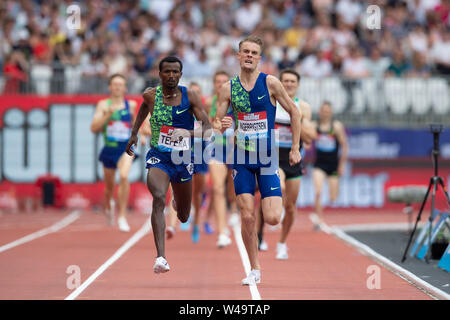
[0, 0, 449, 94]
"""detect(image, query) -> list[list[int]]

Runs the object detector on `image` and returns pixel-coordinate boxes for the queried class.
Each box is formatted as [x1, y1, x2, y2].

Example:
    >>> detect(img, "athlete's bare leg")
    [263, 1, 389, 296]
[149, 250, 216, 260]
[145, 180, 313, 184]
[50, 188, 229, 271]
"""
[313, 168, 326, 223]
[147, 167, 171, 258]
[209, 162, 228, 236]
[328, 176, 339, 203]
[192, 173, 205, 226]
[237, 193, 259, 270]
[279, 178, 301, 243]
[117, 153, 134, 219]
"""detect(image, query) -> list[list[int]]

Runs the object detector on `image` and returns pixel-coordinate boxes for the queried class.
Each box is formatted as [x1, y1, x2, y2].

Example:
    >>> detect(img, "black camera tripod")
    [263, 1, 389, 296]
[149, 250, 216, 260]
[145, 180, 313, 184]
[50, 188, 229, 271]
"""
[401, 124, 450, 263]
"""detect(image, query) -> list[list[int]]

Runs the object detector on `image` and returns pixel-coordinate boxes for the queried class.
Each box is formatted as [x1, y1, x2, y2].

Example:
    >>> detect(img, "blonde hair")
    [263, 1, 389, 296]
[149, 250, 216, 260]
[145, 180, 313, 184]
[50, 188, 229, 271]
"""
[238, 35, 263, 55]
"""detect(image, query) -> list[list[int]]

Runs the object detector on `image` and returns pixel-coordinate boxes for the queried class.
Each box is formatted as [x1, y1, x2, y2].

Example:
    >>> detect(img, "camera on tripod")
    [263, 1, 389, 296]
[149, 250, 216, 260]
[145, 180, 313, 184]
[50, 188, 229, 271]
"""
[402, 123, 450, 263]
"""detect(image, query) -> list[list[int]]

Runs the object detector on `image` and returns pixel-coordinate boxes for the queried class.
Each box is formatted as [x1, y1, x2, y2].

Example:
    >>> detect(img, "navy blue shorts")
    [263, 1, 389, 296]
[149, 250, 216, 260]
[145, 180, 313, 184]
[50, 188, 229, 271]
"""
[99, 144, 138, 169]
[232, 163, 282, 199]
[194, 162, 208, 174]
[146, 148, 193, 183]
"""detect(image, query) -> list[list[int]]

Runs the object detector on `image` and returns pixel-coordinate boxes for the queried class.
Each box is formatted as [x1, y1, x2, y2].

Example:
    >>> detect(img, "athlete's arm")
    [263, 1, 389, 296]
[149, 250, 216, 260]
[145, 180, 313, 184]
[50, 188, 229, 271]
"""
[334, 120, 348, 176]
[299, 100, 317, 144]
[214, 81, 232, 134]
[187, 88, 213, 141]
[129, 100, 148, 146]
[126, 88, 155, 156]
[90, 99, 113, 133]
[204, 95, 213, 121]
[267, 75, 302, 165]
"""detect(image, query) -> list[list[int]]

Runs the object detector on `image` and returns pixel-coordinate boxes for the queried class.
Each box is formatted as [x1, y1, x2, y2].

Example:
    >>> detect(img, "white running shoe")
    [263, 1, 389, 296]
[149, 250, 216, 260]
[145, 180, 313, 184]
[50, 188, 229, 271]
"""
[166, 226, 176, 239]
[228, 212, 240, 227]
[241, 269, 261, 285]
[217, 233, 232, 248]
[153, 256, 170, 274]
[259, 240, 268, 251]
[276, 242, 288, 260]
[118, 216, 130, 232]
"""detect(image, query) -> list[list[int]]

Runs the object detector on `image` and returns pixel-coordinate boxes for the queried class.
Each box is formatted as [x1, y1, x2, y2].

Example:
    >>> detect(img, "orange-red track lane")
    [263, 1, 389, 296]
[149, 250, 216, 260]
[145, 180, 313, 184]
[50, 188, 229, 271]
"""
[0, 210, 148, 299]
[0, 209, 433, 300]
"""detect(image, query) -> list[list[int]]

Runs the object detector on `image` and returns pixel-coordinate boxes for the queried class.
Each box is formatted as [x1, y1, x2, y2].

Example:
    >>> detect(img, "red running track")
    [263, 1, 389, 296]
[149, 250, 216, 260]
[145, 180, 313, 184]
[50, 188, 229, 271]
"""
[0, 209, 432, 300]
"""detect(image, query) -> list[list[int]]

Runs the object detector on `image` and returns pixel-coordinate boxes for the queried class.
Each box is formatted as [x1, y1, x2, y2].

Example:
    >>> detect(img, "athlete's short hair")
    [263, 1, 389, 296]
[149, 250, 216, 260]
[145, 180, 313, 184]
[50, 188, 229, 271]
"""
[213, 70, 229, 80]
[279, 68, 301, 82]
[238, 35, 264, 55]
[108, 73, 126, 84]
[321, 100, 332, 108]
[159, 56, 183, 72]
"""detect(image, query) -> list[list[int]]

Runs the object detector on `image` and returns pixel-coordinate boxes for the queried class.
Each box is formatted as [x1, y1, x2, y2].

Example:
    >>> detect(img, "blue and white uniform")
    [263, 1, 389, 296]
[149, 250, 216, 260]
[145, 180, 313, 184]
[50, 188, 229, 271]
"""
[145, 86, 195, 183]
[230, 72, 281, 198]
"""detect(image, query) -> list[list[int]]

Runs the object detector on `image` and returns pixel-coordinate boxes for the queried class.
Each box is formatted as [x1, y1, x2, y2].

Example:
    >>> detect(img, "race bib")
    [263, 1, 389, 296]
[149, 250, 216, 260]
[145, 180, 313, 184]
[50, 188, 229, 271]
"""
[238, 111, 268, 138]
[158, 125, 191, 151]
[275, 124, 292, 148]
[316, 133, 336, 152]
[106, 120, 131, 142]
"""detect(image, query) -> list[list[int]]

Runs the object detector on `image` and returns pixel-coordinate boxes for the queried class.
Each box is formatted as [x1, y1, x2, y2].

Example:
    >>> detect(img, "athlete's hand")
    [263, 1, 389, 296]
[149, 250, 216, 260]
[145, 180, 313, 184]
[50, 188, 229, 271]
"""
[170, 128, 190, 142]
[289, 148, 301, 166]
[126, 134, 138, 156]
[221, 116, 233, 133]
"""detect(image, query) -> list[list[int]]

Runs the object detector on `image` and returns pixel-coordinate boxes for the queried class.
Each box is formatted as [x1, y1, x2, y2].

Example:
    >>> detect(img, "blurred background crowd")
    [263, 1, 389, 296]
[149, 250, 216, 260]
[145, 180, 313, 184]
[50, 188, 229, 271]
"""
[0, 0, 449, 110]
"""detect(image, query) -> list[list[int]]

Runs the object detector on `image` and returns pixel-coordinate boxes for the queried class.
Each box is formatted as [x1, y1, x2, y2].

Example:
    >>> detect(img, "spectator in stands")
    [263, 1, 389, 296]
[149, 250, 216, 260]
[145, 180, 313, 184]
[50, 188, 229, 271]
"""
[2, 50, 29, 94]
[378, 29, 398, 57]
[79, 51, 107, 93]
[407, 24, 430, 54]
[104, 40, 129, 77]
[30, 31, 52, 65]
[0, 0, 448, 96]
[284, 14, 308, 49]
[366, 47, 391, 78]
[385, 46, 411, 77]
[297, 47, 332, 78]
[277, 47, 295, 71]
[269, 0, 295, 30]
[408, 51, 432, 77]
[234, 0, 262, 34]
[430, 28, 450, 75]
[335, 0, 363, 29]
[342, 47, 370, 79]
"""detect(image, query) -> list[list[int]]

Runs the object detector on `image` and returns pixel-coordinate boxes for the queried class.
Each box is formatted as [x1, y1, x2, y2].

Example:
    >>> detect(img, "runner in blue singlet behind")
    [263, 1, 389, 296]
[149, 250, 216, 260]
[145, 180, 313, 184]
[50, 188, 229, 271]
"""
[91, 74, 148, 232]
[214, 36, 302, 285]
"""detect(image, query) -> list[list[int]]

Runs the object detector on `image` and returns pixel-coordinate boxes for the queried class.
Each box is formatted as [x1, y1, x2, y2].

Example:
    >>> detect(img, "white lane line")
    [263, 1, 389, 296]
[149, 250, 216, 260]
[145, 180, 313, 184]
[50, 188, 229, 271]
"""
[308, 214, 450, 301]
[65, 217, 151, 300]
[231, 222, 262, 300]
[336, 222, 425, 232]
[0, 211, 81, 253]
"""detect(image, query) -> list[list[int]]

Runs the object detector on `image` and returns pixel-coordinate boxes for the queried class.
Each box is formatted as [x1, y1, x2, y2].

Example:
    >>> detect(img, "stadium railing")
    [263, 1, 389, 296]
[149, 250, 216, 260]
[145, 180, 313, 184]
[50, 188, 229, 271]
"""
[0, 71, 449, 127]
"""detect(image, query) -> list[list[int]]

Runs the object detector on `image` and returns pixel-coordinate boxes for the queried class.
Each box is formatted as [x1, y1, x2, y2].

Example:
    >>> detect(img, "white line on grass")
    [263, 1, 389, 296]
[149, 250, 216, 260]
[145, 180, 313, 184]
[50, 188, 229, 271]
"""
[0, 210, 81, 253]
[231, 222, 262, 300]
[65, 217, 151, 300]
